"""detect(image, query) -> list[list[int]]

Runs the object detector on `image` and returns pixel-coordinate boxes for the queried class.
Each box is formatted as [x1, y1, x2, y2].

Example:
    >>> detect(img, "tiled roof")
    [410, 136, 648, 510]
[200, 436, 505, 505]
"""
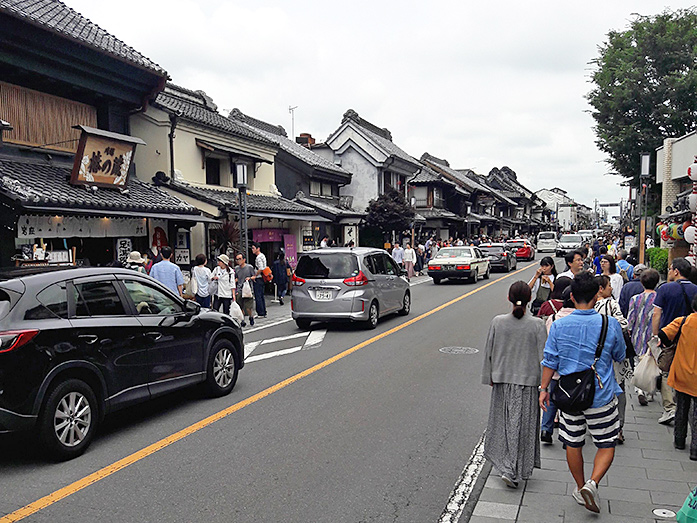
[418, 207, 464, 222]
[0, 0, 167, 76]
[168, 181, 315, 215]
[295, 195, 364, 218]
[410, 165, 442, 184]
[0, 157, 198, 214]
[229, 109, 350, 178]
[335, 109, 419, 168]
[421, 153, 491, 194]
[154, 85, 274, 146]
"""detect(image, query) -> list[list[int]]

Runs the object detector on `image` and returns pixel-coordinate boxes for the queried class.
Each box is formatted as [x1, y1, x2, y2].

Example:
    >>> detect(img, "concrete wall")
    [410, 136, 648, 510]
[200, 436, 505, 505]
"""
[335, 147, 379, 212]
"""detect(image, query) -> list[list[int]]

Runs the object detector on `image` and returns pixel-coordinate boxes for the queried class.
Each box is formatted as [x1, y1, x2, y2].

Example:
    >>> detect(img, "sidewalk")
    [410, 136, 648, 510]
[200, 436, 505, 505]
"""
[470, 390, 695, 522]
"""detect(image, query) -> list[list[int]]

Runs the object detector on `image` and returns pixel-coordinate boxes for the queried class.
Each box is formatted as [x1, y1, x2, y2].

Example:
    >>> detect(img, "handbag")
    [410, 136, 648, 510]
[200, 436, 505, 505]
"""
[262, 266, 273, 283]
[657, 315, 688, 372]
[551, 315, 608, 413]
[187, 268, 199, 296]
[631, 353, 661, 393]
[241, 280, 253, 299]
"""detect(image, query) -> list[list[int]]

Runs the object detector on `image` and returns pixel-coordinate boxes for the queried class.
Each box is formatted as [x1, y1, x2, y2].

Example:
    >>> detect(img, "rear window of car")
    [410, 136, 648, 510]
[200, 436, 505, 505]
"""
[295, 253, 359, 279]
[506, 241, 525, 247]
[0, 290, 12, 320]
[538, 232, 556, 240]
[435, 248, 473, 258]
[560, 235, 582, 243]
[479, 245, 504, 253]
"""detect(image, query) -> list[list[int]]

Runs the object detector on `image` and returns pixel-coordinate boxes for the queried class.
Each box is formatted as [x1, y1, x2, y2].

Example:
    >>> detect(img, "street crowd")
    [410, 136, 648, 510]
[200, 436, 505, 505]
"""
[481, 233, 697, 518]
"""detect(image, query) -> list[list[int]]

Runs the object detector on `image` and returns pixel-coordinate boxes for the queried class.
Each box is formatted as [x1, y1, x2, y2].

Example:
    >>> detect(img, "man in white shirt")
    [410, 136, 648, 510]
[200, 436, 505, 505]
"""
[251, 242, 267, 317]
[558, 250, 586, 279]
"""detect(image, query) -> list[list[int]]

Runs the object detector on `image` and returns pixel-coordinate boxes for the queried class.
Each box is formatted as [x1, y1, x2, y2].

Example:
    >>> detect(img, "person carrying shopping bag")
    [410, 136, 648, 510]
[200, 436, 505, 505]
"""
[212, 254, 234, 315]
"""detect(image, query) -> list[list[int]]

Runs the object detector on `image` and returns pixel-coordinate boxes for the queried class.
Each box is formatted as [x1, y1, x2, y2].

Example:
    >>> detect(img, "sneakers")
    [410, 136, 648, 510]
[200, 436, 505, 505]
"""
[501, 474, 518, 489]
[658, 410, 676, 425]
[579, 479, 600, 513]
[279, 297, 284, 306]
[249, 316, 255, 326]
[637, 393, 648, 406]
[540, 430, 553, 444]
[572, 487, 585, 505]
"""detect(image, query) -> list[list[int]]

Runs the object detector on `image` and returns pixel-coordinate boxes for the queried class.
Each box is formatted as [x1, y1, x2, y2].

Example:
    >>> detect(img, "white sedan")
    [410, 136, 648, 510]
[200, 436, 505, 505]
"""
[427, 246, 490, 284]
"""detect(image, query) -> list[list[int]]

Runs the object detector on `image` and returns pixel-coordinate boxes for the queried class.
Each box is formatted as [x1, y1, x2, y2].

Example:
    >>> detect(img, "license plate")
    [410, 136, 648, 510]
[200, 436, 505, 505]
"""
[316, 289, 332, 301]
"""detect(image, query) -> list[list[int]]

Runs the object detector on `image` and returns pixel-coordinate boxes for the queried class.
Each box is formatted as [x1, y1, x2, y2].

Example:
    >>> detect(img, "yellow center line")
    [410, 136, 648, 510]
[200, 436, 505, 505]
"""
[1, 264, 536, 522]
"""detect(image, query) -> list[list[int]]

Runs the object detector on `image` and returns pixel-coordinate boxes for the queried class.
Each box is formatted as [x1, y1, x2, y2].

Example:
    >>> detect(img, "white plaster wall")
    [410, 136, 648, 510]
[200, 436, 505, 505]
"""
[130, 107, 171, 181]
[336, 147, 379, 212]
[669, 132, 697, 181]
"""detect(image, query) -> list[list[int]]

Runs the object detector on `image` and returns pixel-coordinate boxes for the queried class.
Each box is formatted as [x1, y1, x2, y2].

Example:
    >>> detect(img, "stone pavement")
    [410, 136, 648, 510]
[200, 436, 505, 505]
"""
[470, 390, 695, 523]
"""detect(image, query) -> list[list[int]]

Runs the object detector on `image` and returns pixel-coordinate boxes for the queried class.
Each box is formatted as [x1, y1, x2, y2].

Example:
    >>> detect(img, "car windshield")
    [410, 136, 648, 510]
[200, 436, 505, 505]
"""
[538, 232, 556, 240]
[435, 248, 473, 258]
[560, 235, 582, 243]
[295, 253, 359, 279]
[479, 245, 504, 253]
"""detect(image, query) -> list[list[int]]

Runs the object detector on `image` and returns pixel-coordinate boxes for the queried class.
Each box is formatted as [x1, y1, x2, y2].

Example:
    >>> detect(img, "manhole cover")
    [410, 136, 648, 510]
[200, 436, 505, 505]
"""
[439, 347, 479, 355]
[653, 508, 676, 519]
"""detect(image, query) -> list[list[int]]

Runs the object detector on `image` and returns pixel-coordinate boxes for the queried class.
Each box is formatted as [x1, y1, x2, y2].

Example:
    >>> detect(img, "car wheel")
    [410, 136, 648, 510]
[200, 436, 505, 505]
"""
[433, 277, 441, 285]
[296, 319, 312, 330]
[38, 378, 98, 461]
[365, 301, 379, 329]
[204, 339, 239, 397]
[483, 265, 490, 279]
[398, 292, 410, 316]
[470, 269, 478, 283]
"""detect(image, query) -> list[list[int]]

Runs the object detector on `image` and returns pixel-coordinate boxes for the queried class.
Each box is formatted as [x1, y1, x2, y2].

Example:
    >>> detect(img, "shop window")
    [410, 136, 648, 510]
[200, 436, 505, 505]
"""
[74, 281, 125, 317]
[206, 158, 221, 185]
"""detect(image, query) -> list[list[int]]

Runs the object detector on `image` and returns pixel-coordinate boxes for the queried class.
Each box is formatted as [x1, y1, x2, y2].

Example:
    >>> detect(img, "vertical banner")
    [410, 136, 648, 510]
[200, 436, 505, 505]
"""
[283, 234, 298, 268]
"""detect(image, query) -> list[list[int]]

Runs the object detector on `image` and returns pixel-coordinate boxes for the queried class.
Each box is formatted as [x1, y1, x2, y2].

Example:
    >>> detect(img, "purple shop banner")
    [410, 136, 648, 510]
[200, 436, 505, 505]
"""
[252, 228, 285, 243]
[284, 234, 298, 267]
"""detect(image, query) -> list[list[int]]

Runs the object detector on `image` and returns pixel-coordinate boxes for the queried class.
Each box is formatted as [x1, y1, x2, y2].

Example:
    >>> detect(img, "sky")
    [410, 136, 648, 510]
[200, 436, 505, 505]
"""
[67, 0, 696, 211]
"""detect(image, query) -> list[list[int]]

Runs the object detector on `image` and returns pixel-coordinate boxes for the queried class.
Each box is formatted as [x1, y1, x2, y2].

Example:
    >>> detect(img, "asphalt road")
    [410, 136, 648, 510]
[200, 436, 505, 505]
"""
[0, 256, 542, 523]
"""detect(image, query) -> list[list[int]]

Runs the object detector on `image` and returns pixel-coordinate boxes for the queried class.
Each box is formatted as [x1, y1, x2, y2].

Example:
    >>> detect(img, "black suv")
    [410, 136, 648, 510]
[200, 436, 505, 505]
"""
[0, 267, 244, 460]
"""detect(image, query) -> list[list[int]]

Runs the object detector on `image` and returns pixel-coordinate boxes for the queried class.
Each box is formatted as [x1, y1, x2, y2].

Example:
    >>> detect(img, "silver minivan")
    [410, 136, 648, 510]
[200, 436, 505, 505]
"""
[536, 231, 557, 253]
[290, 247, 410, 330]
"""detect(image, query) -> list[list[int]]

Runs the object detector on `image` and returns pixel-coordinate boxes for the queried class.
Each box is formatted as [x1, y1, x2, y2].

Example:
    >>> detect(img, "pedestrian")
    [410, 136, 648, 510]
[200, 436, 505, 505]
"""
[251, 242, 267, 318]
[627, 268, 660, 406]
[271, 251, 289, 306]
[599, 255, 623, 301]
[541, 285, 576, 444]
[537, 276, 572, 319]
[403, 242, 416, 279]
[415, 245, 425, 274]
[616, 250, 634, 281]
[234, 252, 256, 326]
[211, 254, 234, 315]
[539, 272, 626, 513]
[627, 246, 639, 266]
[652, 257, 697, 425]
[482, 281, 547, 489]
[659, 293, 697, 460]
[320, 235, 329, 248]
[558, 250, 585, 280]
[593, 246, 607, 275]
[392, 242, 404, 267]
[125, 251, 147, 274]
[646, 236, 655, 249]
[528, 256, 557, 315]
[149, 246, 184, 296]
[191, 253, 213, 308]
[619, 263, 647, 318]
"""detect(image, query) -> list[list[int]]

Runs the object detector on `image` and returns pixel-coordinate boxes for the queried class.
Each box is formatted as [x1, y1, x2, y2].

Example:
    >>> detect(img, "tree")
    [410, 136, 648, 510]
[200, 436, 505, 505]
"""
[587, 9, 697, 184]
[365, 188, 415, 236]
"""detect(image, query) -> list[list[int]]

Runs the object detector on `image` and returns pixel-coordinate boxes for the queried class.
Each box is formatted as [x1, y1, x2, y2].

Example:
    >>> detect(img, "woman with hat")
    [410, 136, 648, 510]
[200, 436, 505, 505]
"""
[212, 254, 234, 315]
[125, 251, 147, 274]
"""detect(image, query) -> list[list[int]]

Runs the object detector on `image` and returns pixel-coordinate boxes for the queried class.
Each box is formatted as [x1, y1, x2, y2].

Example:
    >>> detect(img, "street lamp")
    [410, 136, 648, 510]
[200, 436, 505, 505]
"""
[235, 162, 249, 258]
[638, 152, 650, 264]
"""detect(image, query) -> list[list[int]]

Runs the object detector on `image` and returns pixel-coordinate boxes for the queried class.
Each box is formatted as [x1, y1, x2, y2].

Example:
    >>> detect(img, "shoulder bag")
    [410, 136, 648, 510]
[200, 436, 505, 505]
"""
[657, 315, 688, 373]
[551, 315, 609, 413]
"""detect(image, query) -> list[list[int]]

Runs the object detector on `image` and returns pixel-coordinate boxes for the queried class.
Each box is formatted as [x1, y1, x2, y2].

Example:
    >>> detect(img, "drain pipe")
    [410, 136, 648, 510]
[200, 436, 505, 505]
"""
[168, 113, 177, 181]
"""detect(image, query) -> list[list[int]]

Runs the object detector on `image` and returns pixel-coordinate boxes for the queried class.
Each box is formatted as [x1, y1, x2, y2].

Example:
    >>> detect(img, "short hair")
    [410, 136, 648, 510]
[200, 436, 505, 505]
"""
[251, 241, 261, 250]
[194, 253, 206, 266]
[618, 249, 628, 260]
[599, 246, 608, 255]
[571, 272, 600, 304]
[551, 276, 572, 300]
[508, 281, 532, 319]
[640, 268, 660, 290]
[564, 251, 576, 267]
[601, 254, 617, 274]
[161, 246, 173, 259]
[672, 257, 692, 278]
[595, 274, 610, 288]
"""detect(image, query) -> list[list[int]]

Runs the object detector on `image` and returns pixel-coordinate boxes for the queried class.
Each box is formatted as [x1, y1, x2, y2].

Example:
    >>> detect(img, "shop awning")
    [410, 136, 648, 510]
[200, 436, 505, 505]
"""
[244, 210, 330, 222]
[196, 138, 273, 164]
[21, 206, 220, 223]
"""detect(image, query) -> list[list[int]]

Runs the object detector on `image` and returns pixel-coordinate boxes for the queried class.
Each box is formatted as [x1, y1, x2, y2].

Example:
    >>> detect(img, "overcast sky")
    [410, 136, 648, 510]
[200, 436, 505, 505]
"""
[69, 0, 695, 211]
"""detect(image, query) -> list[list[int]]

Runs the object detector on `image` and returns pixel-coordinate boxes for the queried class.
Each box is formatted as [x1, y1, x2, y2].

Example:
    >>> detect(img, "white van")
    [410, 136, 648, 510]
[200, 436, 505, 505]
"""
[536, 231, 557, 253]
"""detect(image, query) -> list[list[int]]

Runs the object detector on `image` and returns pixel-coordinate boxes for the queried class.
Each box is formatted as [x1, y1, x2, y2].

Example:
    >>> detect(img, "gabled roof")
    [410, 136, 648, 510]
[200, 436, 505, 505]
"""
[294, 194, 365, 220]
[420, 153, 491, 194]
[154, 85, 273, 146]
[410, 163, 470, 196]
[487, 167, 534, 201]
[0, 0, 167, 76]
[329, 109, 420, 169]
[0, 156, 198, 215]
[229, 109, 350, 179]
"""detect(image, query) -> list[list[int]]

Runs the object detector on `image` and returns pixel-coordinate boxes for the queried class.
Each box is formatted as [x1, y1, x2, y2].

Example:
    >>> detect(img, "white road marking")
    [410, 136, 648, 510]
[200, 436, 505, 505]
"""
[303, 329, 326, 349]
[244, 341, 262, 359]
[245, 345, 303, 363]
[409, 277, 432, 287]
[438, 432, 487, 523]
[244, 317, 293, 334]
[258, 331, 308, 345]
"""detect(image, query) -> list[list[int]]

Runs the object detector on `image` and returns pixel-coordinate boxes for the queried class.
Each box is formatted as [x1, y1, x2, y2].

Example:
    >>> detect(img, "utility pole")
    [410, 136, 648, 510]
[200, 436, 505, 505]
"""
[289, 105, 298, 141]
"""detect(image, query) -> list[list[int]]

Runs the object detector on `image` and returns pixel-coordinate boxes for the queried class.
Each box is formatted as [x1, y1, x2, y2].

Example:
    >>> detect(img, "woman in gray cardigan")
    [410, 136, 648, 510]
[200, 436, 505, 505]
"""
[482, 280, 548, 488]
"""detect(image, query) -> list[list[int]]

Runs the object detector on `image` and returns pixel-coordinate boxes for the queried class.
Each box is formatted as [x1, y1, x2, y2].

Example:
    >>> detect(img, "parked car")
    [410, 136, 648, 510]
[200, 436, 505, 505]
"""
[0, 267, 244, 460]
[506, 239, 536, 260]
[577, 229, 595, 243]
[536, 231, 558, 253]
[556, 234, 584, 257]
[479, 243, 518, 272]
[428, 246, 490, 284]
[291, 247, 410, 330]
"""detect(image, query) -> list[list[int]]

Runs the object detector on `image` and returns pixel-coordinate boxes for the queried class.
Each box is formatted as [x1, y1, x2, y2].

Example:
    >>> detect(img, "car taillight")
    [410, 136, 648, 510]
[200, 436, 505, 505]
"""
[0, 330, 39, 354]
[343, 271, 368, 286]
[456, 265, 471, 270]
[502, 252, 507, 257]
[292, 274, 305, 286]
[430, 265, 442, 270]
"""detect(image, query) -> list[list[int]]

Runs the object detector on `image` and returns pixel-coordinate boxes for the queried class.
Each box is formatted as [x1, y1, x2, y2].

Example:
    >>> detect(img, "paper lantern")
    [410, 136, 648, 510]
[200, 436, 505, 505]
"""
[685, 226, 697, 244]
[690, 194, 697, 213]
[661, 227, 670, 241]
[670, 224, 681, 240]
[656, 224, 665, 236]
[689, 160, 697, 181]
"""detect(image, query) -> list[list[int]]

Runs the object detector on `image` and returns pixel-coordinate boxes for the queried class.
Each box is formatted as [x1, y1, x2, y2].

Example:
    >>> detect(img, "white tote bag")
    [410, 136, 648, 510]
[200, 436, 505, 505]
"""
[229, 301, 245, 323]
[241, 280, 253, 299]
[631, 353, 661, 393]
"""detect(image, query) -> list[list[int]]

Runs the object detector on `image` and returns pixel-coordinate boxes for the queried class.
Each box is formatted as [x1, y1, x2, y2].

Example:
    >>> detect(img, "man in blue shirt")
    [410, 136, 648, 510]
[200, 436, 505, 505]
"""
[616, 250, 634, 281]
[149, 246, 184, 297]
[618, 263, 647, 318]
[539, 272, 625, 514]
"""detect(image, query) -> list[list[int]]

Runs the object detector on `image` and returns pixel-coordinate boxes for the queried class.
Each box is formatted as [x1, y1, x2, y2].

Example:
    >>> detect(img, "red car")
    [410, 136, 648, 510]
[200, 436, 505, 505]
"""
[506, 239, 536, 261]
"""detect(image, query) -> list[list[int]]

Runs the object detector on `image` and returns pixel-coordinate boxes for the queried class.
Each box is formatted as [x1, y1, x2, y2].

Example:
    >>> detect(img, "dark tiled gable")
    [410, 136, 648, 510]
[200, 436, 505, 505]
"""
[0, 157, 198, 214]
[229, 109, 287, 137]
[0, 0, 167, 76]
[421, 152, 492, 194]
[154, 85, 274, 146]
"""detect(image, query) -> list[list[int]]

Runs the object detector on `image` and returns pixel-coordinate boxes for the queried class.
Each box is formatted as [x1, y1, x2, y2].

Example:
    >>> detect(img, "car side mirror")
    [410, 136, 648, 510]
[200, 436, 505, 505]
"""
[185, 299, 200, 315]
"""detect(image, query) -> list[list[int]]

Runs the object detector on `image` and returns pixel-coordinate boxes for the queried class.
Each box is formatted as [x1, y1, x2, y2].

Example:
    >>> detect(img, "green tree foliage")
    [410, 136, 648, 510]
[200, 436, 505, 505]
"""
[365, 188, 415, 235]
[587, 9, 697, 183]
